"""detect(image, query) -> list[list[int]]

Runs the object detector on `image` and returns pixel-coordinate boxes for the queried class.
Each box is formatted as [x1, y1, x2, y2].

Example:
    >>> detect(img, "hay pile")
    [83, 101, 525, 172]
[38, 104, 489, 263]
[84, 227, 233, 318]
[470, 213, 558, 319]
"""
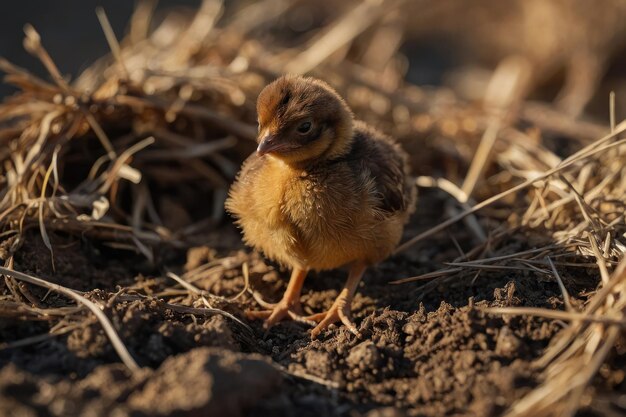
[0, 1, 624, 416]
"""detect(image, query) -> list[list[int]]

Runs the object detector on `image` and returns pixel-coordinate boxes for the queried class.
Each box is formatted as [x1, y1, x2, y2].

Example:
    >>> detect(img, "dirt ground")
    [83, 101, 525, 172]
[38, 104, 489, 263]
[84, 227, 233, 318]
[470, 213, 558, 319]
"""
[2, 0, 626, 415]
[1, 187, 619, 417]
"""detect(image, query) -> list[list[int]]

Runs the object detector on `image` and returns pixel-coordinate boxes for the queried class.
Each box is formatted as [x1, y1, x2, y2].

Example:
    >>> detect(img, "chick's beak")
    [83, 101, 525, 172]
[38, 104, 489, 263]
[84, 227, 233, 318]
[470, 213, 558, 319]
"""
[257, 134, 283, 156]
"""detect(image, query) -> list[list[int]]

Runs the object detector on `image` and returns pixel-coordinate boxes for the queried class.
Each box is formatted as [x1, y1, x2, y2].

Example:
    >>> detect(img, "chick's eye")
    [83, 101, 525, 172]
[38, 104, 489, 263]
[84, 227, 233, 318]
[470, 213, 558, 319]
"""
[297, 121, 312, 134]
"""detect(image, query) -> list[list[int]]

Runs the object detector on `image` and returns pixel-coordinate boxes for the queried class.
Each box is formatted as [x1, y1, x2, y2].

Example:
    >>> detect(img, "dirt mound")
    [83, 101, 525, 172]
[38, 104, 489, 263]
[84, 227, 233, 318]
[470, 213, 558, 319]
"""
[0, 347, 282, 417]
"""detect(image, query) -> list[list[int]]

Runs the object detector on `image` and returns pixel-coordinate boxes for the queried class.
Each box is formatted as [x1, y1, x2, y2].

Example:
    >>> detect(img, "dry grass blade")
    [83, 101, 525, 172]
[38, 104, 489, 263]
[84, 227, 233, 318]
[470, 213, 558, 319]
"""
[98, 136, 155, 193]
[395, 127, 626, 254]
[22, 24, 72, 92]
[483, 307, 626, 327]
[276, 362, 340, 390]
[390, 267, 463, 284]
[0, 324, 81, 351]
[610, 91, 616, 132]
[588, 234, 611, 285]
[128, 0, 156, 44]
[416, 175, 486, 242]
[166, 270, 207, 295]
[95, 6, 129, 79]
[284, 0, 397, 74]
[230, 261, 250, 301]
[0, 266, 140, 371]
[165, 271, 253, 333]
[162, 302, 254, 335]
[505, 257, 626, 416]
[461, 56, 530, 199]
[546, 257, 573, 312]
[114, 95, 257, 140]
[445, 262, 550, 274]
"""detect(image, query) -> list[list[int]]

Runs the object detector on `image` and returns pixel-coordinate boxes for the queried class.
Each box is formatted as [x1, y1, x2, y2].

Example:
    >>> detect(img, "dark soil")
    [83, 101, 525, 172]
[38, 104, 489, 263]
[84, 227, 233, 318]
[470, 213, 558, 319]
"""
[0, 193, 605, 417]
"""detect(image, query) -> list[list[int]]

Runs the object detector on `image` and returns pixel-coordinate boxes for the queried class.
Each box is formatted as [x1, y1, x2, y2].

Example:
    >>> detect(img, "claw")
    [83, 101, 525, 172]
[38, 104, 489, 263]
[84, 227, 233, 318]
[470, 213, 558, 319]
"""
[308, 300, 359, 339]
[246, 268, 308, 329]
[246, 298, 303, 328]
[245, 309, 273, 320]
[250, 291, 278, 309]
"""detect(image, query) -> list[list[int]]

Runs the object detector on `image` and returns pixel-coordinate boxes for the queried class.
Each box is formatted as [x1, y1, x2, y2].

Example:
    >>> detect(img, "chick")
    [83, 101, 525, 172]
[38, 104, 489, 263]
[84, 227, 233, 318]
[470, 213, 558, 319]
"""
[226, 75, 415, 338]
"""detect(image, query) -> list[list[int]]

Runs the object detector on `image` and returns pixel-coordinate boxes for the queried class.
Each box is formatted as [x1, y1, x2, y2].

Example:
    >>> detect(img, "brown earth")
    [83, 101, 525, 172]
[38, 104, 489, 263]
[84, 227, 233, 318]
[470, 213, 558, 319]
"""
[2, 1, 626, 415]
[0, 190, 619, 417]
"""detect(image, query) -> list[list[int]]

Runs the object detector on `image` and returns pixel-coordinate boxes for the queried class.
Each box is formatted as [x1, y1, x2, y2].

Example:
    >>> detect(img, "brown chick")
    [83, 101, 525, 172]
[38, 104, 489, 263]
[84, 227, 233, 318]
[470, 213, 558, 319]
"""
[225, 75, 415, 338]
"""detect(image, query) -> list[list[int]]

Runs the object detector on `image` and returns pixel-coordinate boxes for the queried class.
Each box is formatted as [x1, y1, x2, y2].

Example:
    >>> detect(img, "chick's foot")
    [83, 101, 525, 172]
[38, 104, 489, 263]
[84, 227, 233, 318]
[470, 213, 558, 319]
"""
[307, 295, 358, 339]
[246, 296, 305, 328]
[307, 262, 365, 339]
[246, 268, 310, 328]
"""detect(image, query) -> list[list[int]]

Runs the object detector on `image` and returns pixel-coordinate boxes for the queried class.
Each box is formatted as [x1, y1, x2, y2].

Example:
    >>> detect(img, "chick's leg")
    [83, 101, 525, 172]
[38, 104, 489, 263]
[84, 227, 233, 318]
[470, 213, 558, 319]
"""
[247, 267, 308, 328]
[308, 262, 366, 339]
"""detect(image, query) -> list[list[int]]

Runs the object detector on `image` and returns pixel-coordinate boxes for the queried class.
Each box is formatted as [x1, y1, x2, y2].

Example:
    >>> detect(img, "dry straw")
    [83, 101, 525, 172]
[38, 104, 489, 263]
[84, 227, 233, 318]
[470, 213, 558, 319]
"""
[0, 0, 624, 415]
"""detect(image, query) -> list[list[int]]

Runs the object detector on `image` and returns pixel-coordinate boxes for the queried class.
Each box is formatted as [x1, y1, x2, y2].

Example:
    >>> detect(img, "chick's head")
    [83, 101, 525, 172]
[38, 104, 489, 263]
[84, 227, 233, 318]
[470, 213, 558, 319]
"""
[255, 75, 354, 165]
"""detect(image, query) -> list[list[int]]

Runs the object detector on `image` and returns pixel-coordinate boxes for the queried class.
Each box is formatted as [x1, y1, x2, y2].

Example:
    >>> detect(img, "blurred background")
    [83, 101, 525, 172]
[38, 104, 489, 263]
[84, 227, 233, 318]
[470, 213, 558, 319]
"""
[2, 0, 626, 122]
[0, 0, 197, 97]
